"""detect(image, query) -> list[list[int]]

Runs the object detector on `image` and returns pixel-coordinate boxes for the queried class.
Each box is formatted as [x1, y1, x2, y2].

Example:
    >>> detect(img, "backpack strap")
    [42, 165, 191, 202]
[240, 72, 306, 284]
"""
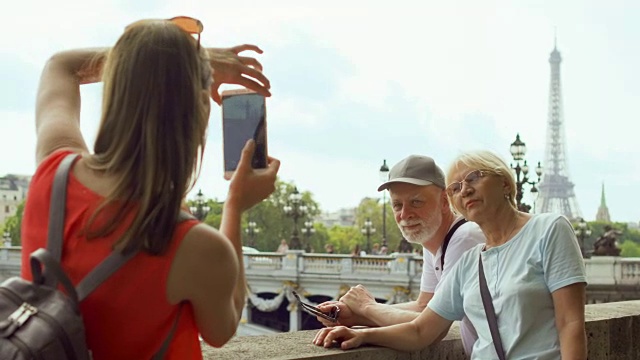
[46, 153, 80, 263]
[45, 153, 197, 359]
[76, 209, 196, 301]
[440, 218, 467, 271]
[151, 303, 185, 360]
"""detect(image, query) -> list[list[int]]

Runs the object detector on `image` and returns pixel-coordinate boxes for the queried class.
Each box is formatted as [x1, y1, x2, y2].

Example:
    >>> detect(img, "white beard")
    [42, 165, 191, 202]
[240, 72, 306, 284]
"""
[397, 210, 442, 245]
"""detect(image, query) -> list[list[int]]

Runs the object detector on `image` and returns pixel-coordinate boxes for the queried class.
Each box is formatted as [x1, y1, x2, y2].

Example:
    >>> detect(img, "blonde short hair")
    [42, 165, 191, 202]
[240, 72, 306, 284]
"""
[445, 150, 517, 213]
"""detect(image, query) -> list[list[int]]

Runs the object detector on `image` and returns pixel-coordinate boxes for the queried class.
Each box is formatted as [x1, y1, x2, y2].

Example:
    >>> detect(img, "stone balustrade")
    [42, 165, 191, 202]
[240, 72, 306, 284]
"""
[204, 300, 640, 359]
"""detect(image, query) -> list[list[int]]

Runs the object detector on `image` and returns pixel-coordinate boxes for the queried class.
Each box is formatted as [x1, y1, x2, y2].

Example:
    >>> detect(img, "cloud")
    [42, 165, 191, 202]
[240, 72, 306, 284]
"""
[1, 0, 639, 223]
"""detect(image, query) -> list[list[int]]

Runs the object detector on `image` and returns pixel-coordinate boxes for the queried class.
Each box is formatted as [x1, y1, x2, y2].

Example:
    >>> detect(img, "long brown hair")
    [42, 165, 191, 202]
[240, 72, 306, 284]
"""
[84, 20, 212, 255]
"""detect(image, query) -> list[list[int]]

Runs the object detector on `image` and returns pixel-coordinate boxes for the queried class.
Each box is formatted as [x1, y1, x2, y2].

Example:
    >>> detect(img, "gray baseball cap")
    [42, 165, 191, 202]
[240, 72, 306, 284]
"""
[377, 155, 446, 191]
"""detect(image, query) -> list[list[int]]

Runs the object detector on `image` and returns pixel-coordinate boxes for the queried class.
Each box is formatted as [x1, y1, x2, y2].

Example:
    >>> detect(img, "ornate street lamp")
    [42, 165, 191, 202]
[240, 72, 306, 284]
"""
[301, 220, 315, 252]
[509, 134, 543, 213]
[379, 159, 390, 247]
[189, 189, 211, 221]
[283, 186, 308, 250]
[361, 217, 376, 254]
[245, 220, 260, 247]
[574, 218, 592, 259]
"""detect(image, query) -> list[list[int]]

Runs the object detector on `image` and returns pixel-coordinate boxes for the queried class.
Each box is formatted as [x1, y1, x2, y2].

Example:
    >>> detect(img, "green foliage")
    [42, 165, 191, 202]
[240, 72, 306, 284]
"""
[353, 196, 403, 252]
[1, 201, 25, 246]
[620, 241, 640, 257]
[326, 225, 363, 254]
[194, 179, 323, 252]
[305, 222, 330, 254]
[202, 200, 224, 229]
[571, 220, 640, 254]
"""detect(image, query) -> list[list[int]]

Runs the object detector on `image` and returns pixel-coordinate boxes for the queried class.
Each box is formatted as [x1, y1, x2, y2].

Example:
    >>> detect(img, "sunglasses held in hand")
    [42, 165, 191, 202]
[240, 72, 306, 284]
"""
[292, 291, 340, 323]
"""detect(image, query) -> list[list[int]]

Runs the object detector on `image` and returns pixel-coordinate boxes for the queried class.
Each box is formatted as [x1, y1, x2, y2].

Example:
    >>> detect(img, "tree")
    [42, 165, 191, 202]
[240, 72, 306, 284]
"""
[353, 197, 404, 253]
[620, 241, 640, 257]
[2, 201, 25, 246]
[208, 179, 322, 252]
[326, 225, 363, 254]
[304, 222, 330, 254]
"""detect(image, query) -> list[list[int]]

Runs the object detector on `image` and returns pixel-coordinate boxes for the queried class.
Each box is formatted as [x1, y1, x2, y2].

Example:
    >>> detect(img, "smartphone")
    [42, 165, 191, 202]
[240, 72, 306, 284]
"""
[221, 89, 268, 180]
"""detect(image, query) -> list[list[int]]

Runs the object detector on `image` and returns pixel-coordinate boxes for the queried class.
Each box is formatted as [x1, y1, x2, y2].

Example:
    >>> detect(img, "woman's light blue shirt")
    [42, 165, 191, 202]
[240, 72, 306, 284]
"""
[428, 213, 587, 360]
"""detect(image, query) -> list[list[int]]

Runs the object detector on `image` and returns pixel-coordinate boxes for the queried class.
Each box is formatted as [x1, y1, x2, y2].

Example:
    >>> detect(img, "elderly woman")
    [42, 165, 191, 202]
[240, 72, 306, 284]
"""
[313, 150, 587, 359]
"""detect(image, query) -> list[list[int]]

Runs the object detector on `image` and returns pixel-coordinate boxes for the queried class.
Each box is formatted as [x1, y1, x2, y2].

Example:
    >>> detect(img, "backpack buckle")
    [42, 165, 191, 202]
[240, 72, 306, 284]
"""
[9, 303, 38, 327]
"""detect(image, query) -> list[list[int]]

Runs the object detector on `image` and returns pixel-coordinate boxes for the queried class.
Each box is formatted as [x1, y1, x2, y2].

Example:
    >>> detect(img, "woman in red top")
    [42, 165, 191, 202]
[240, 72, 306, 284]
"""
[21, 17, 279, 359]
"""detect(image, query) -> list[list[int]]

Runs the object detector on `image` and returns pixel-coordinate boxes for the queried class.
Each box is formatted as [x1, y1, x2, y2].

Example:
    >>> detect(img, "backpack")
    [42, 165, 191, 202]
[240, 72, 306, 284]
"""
[0, 154, 192, 359]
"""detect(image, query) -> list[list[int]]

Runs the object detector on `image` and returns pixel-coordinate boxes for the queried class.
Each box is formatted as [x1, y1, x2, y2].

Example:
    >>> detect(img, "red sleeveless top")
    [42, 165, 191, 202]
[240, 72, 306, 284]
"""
[20, 150, 203, 360]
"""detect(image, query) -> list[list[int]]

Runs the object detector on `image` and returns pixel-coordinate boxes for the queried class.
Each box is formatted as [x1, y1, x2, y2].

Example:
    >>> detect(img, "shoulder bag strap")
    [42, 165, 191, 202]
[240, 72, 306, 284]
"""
[440, 219, 467, 271]
[478, 253, 506, 360]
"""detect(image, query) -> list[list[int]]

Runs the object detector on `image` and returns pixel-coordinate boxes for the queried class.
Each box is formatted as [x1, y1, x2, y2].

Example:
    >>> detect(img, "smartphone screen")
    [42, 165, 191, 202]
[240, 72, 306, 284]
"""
[221, 91, 268, 179]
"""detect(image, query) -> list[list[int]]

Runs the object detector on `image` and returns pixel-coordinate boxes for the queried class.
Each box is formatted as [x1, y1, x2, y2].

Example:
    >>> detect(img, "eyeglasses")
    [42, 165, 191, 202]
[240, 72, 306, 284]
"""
[292, 291, 340, 323]
[169, 16, 204, 49]
[446, 170, 485, 197]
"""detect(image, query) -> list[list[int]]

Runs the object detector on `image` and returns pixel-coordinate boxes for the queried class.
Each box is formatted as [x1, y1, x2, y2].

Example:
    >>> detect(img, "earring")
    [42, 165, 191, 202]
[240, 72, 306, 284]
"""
[504, 194, 510, 200]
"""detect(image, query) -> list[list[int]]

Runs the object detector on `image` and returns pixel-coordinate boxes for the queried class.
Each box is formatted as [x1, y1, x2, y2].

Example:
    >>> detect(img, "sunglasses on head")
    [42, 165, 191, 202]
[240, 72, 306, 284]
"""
[169, 16, 203, 49]
[126, 16, 204, 50]
[292, 291, 340, 323]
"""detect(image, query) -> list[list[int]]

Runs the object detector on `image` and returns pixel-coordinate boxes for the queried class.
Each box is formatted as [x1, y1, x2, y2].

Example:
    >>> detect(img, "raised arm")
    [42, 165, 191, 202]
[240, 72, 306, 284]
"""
[35, 48, 107, 164]
[168, 141, 280, 347]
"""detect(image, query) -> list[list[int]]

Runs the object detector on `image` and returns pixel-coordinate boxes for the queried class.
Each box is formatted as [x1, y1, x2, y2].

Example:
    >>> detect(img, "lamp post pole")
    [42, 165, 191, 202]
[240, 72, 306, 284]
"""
[301, 220, 315, 252]
[361, 217, 376, 254]
[245, 220, 260, 248]
[283, 186, 308, 250]
[189, 189, 211, 221]
[379, 160, 390, 247]
[574, 218, 592, 259]
[509, 134, 543, 213]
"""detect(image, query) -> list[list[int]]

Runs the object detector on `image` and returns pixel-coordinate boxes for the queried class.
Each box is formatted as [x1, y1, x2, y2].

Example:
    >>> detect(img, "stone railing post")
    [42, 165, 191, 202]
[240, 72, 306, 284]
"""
[585, 257, 618, 285]
[282, 250, 304, 275]
[340, 257, 353, 275]
[389, 254, 413, 275]
[289, 302, 301, 332]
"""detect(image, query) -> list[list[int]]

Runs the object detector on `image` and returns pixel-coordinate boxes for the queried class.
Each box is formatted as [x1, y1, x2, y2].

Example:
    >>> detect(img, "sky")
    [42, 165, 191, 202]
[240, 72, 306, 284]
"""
[1, 0, 639, 223]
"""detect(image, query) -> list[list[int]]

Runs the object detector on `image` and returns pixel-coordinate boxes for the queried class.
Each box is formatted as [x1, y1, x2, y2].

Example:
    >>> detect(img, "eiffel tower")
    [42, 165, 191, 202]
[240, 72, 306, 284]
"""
[536, 40, 582, 220]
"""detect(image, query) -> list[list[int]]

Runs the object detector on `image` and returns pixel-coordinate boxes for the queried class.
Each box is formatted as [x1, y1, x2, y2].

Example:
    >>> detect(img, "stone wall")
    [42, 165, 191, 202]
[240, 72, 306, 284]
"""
[204, 300, 640, 359]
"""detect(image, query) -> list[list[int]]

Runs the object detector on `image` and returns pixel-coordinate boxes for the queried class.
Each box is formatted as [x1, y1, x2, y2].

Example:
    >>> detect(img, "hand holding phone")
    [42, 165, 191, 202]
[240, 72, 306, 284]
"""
[221, 89, 268, 180]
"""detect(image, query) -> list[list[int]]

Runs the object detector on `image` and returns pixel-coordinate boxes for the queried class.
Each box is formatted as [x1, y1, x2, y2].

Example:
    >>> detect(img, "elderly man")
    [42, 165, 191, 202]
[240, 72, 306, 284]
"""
[316, 155, 485, 355]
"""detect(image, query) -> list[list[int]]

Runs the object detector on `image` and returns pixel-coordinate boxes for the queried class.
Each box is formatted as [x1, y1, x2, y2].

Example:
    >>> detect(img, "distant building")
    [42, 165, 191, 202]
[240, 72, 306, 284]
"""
[0, 174, 31, 225]
[595, 182, 611, 223]
[316, 208, 356, 228]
